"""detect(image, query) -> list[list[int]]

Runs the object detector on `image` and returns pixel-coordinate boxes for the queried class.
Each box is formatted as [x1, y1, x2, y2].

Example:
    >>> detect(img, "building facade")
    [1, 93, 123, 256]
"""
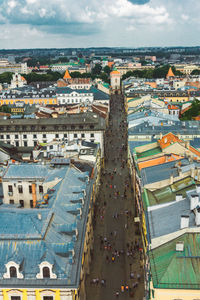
[0, 113, 106, 155]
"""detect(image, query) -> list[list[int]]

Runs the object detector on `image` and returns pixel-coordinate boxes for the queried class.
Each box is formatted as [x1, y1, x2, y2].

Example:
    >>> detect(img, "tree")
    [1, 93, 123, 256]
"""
[92, 63, 102, 75]
[103, 66, 111, 75]
[181, 99, 200, 120]
[0, 72, 13, 84]
[99, 72, 109, 83]
[191, 69, 200, 75]
[0, 105, 11, 113]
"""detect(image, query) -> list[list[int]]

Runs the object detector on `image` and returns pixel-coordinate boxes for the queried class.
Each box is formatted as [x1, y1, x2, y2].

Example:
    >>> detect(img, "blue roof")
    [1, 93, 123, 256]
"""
[0, 162, 92, 288]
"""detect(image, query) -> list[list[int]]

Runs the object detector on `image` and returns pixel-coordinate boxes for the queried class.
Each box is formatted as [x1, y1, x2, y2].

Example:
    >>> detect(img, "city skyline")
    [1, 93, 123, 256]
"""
[0, 0, 199, 49]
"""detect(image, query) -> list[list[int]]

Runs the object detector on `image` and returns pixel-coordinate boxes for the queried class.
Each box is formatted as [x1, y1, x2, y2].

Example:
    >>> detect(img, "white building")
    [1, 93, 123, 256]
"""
[56, 87, 94, 105]
[9, 73, 27, 89]
[0, 112, 106, 155]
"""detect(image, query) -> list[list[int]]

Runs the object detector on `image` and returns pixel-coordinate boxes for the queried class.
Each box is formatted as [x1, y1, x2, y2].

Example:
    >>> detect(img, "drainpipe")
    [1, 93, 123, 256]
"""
[32, 183, 37, 208]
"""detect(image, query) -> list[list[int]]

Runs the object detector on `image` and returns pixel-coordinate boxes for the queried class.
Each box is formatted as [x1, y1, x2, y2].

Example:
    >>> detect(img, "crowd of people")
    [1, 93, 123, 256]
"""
[87, 91, 144, 299]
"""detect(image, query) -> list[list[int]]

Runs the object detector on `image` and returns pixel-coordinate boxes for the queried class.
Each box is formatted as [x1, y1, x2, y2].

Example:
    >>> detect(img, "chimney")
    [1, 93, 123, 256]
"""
[195, 206, 200, 226]
[170, 174, 174, 184]
[159, 133, 163, 140]
[196, 185, 200, 194]
[180, 215, 189, 229]
[164, 137, 168, 144]
[190, 194, 199, 210]
[185, 141, 190, 149]
[176, 194, 183, 201]
[191, 168, 195, 178]
[176, 241, 184, 252]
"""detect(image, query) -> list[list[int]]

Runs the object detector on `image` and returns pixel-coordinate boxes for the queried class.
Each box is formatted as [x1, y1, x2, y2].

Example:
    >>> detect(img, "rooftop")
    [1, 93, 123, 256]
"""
[149, 233, 200, 289]
[144, 176, 195, 208]
[0, 162, 93, 288]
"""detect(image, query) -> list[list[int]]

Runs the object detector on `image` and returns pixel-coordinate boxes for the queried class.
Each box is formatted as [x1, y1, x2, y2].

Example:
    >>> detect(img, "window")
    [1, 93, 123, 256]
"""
[90, 139, 95, 143]
[81, 133, 85, 138]
[24, 141, 27, 147]
[30, 200, 33, 208]
[90, 133, 94, 138]
[10, 267, 17, 278]
[74, 133, 77, 138]
[43, 134, 46, 138]
[55, 134, 59, 138]
[19, 200, 24, 208]
[6, 135, 10, 139]
[18, 185, 23, 194]
[15, 134, 19, 139]
[10, 199, 14, 205]
[43, 297, 53, 300]
[33, 134, 37, 139]
[16, 141, 19, 147]
[39, 185, 43, 193]
[43, 267, 50, 278]
[23, 134, 27, 139]
[11, 297, 20, 300]
[0, 135, 3, 139]
[50, 145, 53, 150]
[29, 185, 32, 194]
[34, 141, 37, 146]
[8, 185, 13, 193]
[64, 134, 67, 138]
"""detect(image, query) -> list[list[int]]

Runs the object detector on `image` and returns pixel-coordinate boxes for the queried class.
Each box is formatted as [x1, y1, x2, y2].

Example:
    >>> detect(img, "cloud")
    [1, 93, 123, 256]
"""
[0, 0, 170, 27]
[128, 0, 150, 3]
[0, 0, 199, 48]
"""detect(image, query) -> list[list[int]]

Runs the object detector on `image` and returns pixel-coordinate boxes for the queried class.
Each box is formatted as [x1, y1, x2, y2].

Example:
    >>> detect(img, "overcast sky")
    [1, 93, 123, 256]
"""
[0, 0, 199, 49]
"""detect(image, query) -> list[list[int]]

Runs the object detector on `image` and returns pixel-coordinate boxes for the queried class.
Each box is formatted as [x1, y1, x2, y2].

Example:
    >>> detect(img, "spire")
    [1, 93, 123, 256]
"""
[166, 67, 175, 78]
[63, 69, 71, 80]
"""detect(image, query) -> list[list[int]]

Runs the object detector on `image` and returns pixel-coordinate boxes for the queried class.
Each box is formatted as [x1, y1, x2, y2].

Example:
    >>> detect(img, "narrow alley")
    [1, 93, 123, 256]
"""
[86, 91, 144, 300]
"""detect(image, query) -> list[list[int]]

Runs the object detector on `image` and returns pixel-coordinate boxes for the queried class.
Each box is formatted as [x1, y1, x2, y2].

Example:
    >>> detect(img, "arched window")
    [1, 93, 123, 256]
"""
[43, 267, 50, 278]
[10, 266, 17, 278]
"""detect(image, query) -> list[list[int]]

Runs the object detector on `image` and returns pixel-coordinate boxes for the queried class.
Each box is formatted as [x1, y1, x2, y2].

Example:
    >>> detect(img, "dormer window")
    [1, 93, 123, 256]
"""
[3, 261, 23, 279]
[36, 261, 57, 279]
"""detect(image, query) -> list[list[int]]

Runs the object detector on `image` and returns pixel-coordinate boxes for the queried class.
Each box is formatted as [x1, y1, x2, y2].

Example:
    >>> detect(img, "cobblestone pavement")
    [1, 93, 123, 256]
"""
[85, 92, 144, 300]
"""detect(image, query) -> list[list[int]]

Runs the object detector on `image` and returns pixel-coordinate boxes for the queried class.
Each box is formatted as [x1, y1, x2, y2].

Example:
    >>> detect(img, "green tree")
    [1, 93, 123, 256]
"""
[92, 63, 102, 75]
[103, 66, 111, 75]
[99, 72, 109, 83]
[0, 72, 13, 84]
[191, 69, 200, 75]
[0, 105, 11, 113]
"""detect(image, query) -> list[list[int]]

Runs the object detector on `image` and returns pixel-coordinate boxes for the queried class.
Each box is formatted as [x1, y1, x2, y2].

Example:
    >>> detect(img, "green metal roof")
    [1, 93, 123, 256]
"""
[145, 177, 196, 207]
[149, 233, 200, 289]
[127, 97, 141, 102]
[136, 147, 162, 159]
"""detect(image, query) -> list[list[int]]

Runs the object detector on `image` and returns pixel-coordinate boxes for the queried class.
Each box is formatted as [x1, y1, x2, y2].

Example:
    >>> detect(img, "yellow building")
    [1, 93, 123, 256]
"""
[0, 97, 57, 106]
[174, 64, 200, 75]
[126, 91, 189, 103]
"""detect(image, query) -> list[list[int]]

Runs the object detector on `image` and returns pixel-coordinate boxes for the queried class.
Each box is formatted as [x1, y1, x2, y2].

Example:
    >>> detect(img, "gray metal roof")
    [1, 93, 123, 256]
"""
[148, 198, 195, 239]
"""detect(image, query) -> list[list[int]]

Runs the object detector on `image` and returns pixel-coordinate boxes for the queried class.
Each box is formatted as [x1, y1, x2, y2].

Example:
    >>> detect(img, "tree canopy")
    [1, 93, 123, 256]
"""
[181, 99, 200, 120]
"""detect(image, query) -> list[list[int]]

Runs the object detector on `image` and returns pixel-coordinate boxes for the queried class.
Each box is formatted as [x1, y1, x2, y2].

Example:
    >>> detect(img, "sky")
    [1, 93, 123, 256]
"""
[0, 0, 199, 49]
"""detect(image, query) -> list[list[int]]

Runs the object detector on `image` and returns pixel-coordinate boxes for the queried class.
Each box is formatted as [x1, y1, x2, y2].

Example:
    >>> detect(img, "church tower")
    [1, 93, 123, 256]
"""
[110, 69, 121, 90]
